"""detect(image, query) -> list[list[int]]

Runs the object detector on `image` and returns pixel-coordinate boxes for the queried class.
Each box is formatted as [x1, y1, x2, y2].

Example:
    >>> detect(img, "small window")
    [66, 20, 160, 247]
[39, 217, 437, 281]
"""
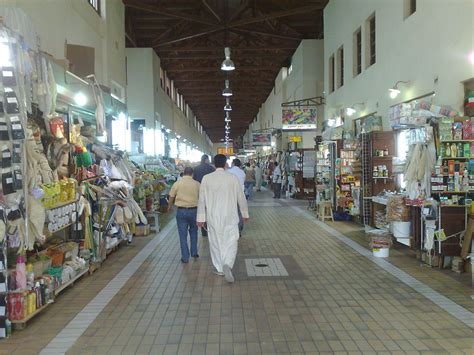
[160, 67, 164, 89]
[329, 54, 335, 93]
[353, 27, 362, 76]
[165, 75, 171, 97]
[88, 0, 100, 15]
[365, 13, 376, 68]
[404, 0, 416, 18]
[337, 46, 344, 88]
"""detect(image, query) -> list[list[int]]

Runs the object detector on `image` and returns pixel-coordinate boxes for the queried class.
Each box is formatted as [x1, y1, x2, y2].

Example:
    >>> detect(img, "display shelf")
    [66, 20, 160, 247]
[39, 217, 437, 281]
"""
[440, 139, 474, 143]
[440, 205, 469, 208]
[44, 199, 78, 211]
[441, 157, 472, 160]
[11, 301, 53, 329]
[372, 156, 394, 159]
[54, 267, 89, 296]
[431, 191, 473, 194]
[372, 196, 388, 205]
[44, 221, 76, 237]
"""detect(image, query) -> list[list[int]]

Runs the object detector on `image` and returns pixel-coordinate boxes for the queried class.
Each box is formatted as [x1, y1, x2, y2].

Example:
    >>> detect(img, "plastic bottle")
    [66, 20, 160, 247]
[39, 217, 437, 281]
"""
[15, 256, 27, 290]
[26, 263, 34, 288]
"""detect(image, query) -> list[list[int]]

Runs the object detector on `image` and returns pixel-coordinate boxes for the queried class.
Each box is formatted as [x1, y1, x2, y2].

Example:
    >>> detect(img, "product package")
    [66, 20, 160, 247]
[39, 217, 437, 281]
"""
[2, 169, 16, 195]
[0, 117, 9, 141]
[4, 90, 19, 114]
[1, 146, 11, 168]
[463, 118, 473, 140]
[9, 115, 25, 140]
[1, 67, 16, 87]
[11, 143, 21, 164]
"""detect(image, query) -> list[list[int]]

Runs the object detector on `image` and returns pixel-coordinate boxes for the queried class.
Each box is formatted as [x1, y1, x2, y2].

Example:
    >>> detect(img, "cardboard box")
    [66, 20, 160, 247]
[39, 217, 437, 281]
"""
[134, 224, 150, 237]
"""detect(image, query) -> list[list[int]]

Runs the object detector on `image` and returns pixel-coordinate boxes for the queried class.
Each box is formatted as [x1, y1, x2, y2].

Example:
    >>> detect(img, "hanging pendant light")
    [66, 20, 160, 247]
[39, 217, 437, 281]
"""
[225, 123, 230, 130]
[222, 79, 233, 97]
[224, 98, 232, 111]
[224, 112, 231, 122]
[221, 47, 235, 71]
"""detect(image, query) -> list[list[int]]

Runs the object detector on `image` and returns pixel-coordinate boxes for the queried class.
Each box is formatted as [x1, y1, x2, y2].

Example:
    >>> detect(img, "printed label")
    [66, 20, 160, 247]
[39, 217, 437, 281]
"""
[0, 126, 7, 131]
[5, 178, 12, 184]
[2, 71, 13, 77]
[12, 124, 21, 130]
[3, 152, 10, 158]
[6, 97, 17, 104]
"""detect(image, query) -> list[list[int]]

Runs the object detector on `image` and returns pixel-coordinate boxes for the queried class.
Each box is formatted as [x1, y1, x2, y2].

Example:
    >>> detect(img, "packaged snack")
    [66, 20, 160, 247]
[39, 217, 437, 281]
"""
[463, 118, 473, 140]
[439, 117, 453, 141]
[452, 122, 463, 140]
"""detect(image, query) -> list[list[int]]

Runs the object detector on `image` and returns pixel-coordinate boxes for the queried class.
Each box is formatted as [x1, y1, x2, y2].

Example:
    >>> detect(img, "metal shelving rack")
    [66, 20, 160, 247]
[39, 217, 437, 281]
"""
[361, 133, 372, 226]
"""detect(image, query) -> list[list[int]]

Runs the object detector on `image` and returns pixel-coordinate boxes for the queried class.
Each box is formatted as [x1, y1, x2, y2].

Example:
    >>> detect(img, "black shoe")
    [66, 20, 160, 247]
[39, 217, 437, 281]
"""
[181, 258, 189, 263]
[192, 254, 199, 258]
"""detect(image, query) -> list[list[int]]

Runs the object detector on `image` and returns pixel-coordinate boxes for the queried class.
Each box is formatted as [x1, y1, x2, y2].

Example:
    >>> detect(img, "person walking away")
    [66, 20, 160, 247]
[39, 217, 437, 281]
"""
[168, 167, 200, 263]
[197, 154, 249, 283]
[273, 162, 282, 198]
[192, 154, 215, 237]
[244, 163, 256, 200]
[227, 158, 245, 235]
[255, 163, 262, 191]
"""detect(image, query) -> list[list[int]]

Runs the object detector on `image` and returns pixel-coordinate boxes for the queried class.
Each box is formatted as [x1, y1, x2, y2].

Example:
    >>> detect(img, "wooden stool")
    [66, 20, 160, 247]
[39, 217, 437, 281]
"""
[146, 211, 160, 232]
[319, 202, 334, 222]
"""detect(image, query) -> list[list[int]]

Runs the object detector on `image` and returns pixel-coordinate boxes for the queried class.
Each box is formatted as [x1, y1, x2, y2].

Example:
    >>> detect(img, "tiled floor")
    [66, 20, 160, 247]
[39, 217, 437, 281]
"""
[1, 192, 473, 354]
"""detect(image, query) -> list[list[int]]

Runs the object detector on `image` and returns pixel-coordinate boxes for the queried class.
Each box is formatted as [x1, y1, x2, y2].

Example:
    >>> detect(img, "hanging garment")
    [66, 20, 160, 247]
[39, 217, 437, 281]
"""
[197, 169, 249, 272]
[27, 193, 46, 248]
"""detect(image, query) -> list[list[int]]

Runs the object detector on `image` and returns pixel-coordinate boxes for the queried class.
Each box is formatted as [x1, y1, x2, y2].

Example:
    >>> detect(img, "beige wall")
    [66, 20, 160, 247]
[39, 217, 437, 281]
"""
[324, 0, 474, 130]
[1, 0, 126, 92]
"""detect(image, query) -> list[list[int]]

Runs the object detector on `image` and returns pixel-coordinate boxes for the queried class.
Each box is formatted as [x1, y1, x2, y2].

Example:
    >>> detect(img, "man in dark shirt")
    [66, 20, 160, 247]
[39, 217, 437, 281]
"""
[193, 154, 215, 183]
[193, 154, 215, 236]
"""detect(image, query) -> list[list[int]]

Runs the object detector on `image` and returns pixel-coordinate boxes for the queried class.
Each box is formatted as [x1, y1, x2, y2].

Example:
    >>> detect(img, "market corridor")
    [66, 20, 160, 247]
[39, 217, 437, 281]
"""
[3, 192, 474, 354]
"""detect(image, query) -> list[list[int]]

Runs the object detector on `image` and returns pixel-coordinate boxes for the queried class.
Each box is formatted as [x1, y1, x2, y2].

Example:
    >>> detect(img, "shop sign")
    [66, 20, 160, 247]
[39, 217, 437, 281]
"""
[217, 147, 234, 155]
[289, 136, 302, 143]
[252, 133, 272, 146]
[282, 107, 317, 130]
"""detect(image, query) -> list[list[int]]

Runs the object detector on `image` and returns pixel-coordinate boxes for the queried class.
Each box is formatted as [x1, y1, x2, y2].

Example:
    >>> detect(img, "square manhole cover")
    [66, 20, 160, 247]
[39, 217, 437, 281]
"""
[233, 255, 306, 280]
[245, 258, 289, 277]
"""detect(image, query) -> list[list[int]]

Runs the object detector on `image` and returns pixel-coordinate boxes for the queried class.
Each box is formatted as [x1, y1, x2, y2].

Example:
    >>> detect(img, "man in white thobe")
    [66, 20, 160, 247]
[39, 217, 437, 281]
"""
[197, 154, 249, 283]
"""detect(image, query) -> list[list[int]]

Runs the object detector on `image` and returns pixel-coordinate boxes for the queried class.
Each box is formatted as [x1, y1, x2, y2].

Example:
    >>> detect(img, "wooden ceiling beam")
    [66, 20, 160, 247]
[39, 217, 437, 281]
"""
[154, 26, 227, 47]
[124, 0, 218, 26]
[230, 28, 301, 42]
[125, 14, 137, 47]
[202, 0, 221, 22]
[228, 4, 323, 28]
[164, 66, 278, 72]
[156, 45, 297, 52]
[150, 20, 188, 47]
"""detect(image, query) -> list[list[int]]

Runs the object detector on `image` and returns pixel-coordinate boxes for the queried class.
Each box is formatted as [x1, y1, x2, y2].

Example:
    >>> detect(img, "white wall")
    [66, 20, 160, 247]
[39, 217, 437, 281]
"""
[249, 40, 325, 149]
[126, 48, 212, 154]
[1, 0, 126, 91]
[324, 0, 474, 130]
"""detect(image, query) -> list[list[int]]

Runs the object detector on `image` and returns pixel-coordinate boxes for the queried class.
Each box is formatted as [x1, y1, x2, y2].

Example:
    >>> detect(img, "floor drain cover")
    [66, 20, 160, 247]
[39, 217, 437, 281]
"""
[245, 258, 289, 277]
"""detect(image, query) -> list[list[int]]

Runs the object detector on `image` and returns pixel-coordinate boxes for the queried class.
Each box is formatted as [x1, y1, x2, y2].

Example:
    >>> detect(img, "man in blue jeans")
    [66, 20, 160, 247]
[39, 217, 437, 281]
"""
[168, 167, 201, 263]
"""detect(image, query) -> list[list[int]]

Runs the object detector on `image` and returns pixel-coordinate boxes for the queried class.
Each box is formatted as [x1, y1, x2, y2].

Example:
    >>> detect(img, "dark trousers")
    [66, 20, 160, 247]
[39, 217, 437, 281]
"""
[176, 208, 198, 261]
[273, 183, 282, 198]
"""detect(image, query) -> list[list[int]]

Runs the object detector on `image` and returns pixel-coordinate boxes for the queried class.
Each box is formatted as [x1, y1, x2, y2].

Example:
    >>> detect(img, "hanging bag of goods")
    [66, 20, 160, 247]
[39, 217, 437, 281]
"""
[367, 229, 393, 249]
[386, 195, 410, 222]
